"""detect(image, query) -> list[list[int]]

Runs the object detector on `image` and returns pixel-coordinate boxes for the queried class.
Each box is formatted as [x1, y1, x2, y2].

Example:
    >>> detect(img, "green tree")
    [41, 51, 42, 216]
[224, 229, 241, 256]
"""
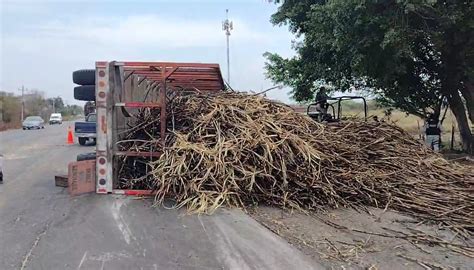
[62, 104, 83, 116]
[47, 97, 65, 113]
[0, 92, 21, 123]
[24, 91, 48, 118]
[265, 0, 474, 153]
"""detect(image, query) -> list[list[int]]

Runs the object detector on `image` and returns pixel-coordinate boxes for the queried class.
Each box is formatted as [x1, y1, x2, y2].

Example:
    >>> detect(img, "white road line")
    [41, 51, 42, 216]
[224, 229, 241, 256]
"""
[20, 225, 48, 270]
[77, 251, 88, 270]
[198, 216, 211, 242]
[110, 198, 136, 244]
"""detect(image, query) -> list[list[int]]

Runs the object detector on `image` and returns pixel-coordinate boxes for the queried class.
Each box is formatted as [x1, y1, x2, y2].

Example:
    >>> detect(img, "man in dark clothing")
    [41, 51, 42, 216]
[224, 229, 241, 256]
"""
[424, 113, 441, 151]
[315, 87, 328, 108]
[84, 101, 95, 117]
[0, 154, 3, 184]
[314, 87, 331, 121]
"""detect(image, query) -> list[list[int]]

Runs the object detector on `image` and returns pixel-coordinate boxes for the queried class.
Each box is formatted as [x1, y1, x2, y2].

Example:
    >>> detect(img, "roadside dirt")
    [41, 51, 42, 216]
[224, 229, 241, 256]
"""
[0, 122, 21, 131]
[249, 207, 473, 269]
[442, 151, 474, 166]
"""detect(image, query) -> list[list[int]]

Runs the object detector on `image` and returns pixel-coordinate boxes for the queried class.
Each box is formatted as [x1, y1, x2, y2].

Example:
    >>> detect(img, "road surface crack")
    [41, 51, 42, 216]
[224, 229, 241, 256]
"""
[20, 224, 49, 270]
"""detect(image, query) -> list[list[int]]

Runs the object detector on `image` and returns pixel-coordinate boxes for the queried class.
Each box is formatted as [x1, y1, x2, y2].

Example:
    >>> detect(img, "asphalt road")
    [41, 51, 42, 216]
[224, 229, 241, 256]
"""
[0, 122, 320, 270]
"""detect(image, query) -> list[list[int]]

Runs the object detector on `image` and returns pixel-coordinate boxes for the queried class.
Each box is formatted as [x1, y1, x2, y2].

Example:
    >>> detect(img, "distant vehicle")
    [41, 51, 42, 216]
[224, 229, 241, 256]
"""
[307, 96, 368, 123]
[74, 113, 96, 145]
[49, 113, 63, 125]
[22, 116, 45, 130]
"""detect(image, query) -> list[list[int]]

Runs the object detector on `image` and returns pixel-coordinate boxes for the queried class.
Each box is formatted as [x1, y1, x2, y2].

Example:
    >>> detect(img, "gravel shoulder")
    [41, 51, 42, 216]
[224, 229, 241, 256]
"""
[250, 206, 473, 269]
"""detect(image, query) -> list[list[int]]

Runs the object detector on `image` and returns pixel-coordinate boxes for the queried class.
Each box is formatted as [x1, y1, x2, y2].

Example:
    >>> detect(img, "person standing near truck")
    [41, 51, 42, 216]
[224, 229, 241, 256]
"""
[0, 154, 3, 184]
[84, 101, 95, 117]
[424, 113, 441, 151]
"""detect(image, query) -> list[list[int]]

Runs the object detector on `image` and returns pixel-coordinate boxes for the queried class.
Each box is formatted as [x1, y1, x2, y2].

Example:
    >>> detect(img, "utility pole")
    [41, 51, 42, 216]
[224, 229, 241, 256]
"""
[20, 85, 25, 121]
[222, 9, 233, 84]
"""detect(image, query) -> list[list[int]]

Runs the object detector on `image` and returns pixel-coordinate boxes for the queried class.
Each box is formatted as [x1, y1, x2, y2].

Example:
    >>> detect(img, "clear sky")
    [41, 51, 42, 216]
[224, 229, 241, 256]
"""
[0, 0, 296, 105]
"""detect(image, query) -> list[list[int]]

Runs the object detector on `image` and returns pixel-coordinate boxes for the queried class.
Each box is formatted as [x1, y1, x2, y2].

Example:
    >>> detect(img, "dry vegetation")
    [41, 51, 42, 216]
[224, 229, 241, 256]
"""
[295, 99, 473, 151]
[117, 92, 474, 242]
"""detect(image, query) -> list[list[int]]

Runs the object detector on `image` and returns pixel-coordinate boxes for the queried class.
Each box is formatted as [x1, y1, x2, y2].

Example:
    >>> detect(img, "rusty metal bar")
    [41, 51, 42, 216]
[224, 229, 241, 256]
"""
[160, 64, 166, 145]
[113, 189, 157, 196]
[114, 151, 162, 157]
[164, 66, 178, 79]
[115, 102, 161, 108]
[123, 62, 219, 68]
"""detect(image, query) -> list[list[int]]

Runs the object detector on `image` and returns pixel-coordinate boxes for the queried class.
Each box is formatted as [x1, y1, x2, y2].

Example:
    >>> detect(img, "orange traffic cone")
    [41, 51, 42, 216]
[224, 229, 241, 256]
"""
[67, 126, 74, 145]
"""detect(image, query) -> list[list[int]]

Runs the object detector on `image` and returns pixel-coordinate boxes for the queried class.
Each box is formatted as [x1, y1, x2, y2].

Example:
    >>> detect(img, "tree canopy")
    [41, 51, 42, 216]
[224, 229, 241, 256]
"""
[265, 0, 474, 152]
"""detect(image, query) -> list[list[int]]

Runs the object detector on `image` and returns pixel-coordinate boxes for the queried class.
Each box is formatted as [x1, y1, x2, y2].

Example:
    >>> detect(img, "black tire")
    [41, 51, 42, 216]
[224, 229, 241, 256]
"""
[78, 137, 87, 145]
[74, 85, 95, 101]
[73, 69, 95, 85]
[77, 152, 96, 161]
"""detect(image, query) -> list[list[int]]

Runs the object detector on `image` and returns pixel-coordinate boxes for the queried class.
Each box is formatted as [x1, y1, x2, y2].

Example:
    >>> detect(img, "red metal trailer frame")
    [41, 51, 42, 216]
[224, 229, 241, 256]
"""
[95, 61, 224, 194]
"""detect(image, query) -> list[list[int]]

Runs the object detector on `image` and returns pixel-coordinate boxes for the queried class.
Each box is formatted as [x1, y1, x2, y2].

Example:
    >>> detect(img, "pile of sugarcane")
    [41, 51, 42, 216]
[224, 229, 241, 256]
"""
[117, 92, 474, 237]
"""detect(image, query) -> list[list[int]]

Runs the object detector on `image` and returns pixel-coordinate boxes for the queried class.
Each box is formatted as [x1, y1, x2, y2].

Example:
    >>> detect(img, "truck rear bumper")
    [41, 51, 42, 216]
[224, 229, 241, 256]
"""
[75, 133, 97, 138]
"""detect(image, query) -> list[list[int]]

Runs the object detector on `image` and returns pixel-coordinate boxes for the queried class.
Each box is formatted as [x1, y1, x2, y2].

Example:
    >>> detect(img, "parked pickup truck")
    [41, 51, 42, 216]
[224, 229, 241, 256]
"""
[74, 113, 96, 145]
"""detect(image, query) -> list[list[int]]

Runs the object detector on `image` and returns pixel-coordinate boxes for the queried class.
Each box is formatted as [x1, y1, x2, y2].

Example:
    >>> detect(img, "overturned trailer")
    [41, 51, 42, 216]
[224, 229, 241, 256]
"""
[94, 61, 225, 195]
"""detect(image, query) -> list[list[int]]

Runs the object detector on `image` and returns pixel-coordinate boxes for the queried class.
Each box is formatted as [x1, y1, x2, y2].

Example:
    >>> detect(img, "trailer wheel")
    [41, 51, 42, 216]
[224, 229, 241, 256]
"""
[74, 85, 95, 101]
[73, 69, 95, 85]
[77, 152, 96, 161]
[78, 137, 87, 145]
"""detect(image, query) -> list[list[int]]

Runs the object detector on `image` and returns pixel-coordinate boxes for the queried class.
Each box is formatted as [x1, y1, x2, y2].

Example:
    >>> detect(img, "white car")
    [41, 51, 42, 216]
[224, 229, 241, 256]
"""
[49, 113, 63, 125]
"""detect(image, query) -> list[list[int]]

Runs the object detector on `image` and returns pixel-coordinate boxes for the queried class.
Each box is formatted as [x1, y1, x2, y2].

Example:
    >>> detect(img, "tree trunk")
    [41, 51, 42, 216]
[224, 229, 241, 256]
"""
[447, 91, 474, 154]
[460, 81, 474, 125]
